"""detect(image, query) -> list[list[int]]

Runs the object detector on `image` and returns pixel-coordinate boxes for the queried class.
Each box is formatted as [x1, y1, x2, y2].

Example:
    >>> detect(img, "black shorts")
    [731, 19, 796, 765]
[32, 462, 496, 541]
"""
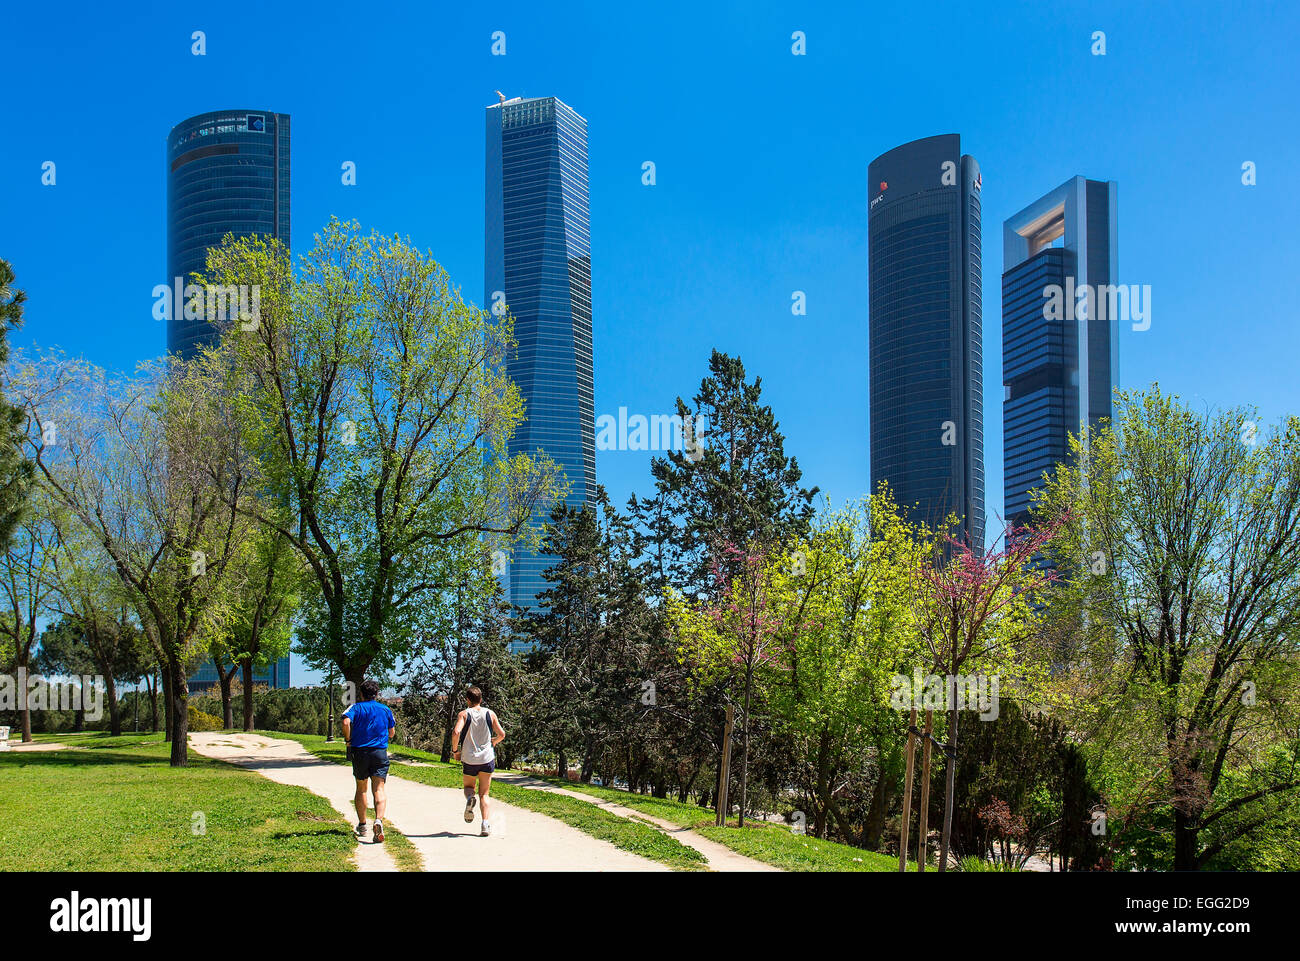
[351, 747, 390, 781]
[462, 760, 495, 776]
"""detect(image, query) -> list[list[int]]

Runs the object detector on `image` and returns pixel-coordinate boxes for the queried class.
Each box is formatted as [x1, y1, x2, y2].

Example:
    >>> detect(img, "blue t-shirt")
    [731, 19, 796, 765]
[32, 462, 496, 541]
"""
[343, 700, 395, 749]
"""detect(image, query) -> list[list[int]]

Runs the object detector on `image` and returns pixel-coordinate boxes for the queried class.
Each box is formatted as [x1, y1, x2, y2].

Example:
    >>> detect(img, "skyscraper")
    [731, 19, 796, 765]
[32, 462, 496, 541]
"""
[186, 657, 291, 695]
[166, 109, 290, 358]
[485, 96, 594, 618]
[868, 134, 984, 547]
[1002, 177, 1118, 529]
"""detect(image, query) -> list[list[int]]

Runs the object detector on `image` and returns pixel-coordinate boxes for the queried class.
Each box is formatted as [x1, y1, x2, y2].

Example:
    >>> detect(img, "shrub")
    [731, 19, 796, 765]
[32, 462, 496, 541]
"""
[187, 704, 224, 732]
[957, 855, 1021, 872]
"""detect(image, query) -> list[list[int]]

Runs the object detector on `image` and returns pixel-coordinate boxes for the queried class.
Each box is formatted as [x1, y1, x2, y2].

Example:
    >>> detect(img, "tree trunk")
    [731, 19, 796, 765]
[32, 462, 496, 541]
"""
[217, 664, 234, 730]
[738, 666, 753, 828]
[814, 725, 832, 838]
[557, 747, 568, 781]
[147, 672, 158, 733]
[74, 707, 85, 732]
[679, 763, 700, 803]
[1174, 810, 1200, 871]
[242, 659, 255, 731]
[440, 683, 458, 763]
[862, 760, 894, 850]
[168, 656, 189, 767]
[937, 696, 959, 872]
[162, 667, 174, 742]
[106, 672, 121, 737]
[17, 657, 32, 742]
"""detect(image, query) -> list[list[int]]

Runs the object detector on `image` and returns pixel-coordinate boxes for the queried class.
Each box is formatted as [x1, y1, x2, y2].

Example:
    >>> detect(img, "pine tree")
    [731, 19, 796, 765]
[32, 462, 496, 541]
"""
[631, 349, 817, 600]
[0, 259, 34, 547]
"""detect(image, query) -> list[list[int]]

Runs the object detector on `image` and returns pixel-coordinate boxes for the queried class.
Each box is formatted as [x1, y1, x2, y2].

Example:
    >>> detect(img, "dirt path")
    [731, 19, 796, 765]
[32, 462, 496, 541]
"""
[492, 771, 781, 872]
[1, 742, 69, 752]
[188, 733, 667, 872]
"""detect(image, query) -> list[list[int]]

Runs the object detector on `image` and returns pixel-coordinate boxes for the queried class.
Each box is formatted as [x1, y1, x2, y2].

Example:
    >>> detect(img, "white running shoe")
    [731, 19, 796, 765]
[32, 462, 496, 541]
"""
[464, 795, 476, 823]
[481, 820, 491, 837]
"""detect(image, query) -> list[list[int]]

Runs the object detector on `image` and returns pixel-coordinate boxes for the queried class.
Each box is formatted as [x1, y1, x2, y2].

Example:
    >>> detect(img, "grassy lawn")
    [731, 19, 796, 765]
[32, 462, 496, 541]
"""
[0, 733, 356, 871]
[694, 821, 905, 871]
[505, 770, 914, 871]
[269, 732, 708, 871]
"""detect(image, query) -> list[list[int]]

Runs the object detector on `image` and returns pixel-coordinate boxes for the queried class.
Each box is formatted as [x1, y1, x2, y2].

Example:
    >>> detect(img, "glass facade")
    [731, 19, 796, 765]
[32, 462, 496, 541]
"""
[1002, 177, 1118, 531]
[166, 109, 290, 358]
[486, 97, 594, 636]
[187, 655, 290, 693]
[1002, 248, 1072, 527]
[868, 135, 985, 547]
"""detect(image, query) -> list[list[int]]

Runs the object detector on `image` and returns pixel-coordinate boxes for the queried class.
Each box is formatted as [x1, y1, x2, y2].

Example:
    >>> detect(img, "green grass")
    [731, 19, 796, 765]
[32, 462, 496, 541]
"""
[269, 732, 708, 871]
[0, 732, 356, 871]
[503, 770, 916, 872]
[694, 821, 909, 871]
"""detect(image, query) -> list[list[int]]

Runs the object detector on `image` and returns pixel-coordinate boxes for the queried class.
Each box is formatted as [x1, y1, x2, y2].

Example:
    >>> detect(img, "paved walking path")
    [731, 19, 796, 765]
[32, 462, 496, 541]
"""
[188, 733, 667, 872]
[1, 741, 69, 752]
[492, 771, 781, 872]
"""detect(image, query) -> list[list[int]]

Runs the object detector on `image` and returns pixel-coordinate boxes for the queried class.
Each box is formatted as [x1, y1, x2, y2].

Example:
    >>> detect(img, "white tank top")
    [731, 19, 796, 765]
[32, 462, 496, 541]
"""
[461, 706, 495, 764]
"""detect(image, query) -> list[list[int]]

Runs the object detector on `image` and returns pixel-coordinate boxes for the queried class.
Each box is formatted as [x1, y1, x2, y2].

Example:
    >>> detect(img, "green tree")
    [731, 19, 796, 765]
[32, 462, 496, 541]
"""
[911, 513, 1059, 870]
[0, 496, 63, 740]
[209, 527, 300, 730]
[42, 513, 147, 736]
[1037, 387, 1300, 869]
[0, 259, 34, 548]
[12, 352, 258, 765]
[35, 614, 146, 735]
[521, 487, 666, 783]
[207, 221, 562, 686]
[632, 349, 817, 599]
[764, 495, 923, 843]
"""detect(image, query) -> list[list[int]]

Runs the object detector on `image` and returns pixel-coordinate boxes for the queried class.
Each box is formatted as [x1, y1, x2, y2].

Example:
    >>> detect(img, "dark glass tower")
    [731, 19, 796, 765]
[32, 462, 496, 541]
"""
[1002, 177, 1118, 529]
[186, 656, 290, 694]
[166, 109, 290, 357]
[485, 96, 594, 621]
[868, 134, 984, 547]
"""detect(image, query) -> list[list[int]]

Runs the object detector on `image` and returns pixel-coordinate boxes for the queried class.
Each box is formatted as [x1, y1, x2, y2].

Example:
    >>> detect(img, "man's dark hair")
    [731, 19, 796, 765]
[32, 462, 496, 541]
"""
[466, 686, 482, 705]
[359, 680, 381, 701]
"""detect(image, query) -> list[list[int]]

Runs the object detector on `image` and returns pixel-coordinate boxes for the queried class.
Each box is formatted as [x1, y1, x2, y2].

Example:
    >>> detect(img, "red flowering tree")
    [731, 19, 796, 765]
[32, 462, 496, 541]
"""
[912, 519, 1061, 869]
[669, 541, 786, 827]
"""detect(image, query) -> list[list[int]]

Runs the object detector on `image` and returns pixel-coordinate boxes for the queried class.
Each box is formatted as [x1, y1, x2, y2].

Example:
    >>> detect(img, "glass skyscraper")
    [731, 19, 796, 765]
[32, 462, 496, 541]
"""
[485, 96, 594, 624]
[187, 656, 291, 694]
[166, 109, 290, 358]
[868, 135, 985, 548]
[1002, 177, 1118, 529]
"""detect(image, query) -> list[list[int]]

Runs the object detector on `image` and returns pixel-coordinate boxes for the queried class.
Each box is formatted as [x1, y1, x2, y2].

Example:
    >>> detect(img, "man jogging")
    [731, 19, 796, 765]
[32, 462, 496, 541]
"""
[342, 679, 396, 843]
[452, 686, 505, 836]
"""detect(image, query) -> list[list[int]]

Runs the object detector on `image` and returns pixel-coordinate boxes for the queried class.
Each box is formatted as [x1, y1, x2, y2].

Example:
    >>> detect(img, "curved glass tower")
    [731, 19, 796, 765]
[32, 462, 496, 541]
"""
[486, 96, 594, 626]
[166, 109, 290, 357]
[868, 134, 984, 547]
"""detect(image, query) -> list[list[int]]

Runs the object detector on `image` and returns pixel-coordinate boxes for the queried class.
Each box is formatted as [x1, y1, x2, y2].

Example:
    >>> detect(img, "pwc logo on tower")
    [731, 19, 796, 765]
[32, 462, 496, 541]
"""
[869, 180, 888, 210]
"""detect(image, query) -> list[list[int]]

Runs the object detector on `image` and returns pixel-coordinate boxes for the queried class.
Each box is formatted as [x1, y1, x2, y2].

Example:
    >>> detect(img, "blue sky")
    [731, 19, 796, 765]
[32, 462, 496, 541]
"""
[4, 0, 1297, 685]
